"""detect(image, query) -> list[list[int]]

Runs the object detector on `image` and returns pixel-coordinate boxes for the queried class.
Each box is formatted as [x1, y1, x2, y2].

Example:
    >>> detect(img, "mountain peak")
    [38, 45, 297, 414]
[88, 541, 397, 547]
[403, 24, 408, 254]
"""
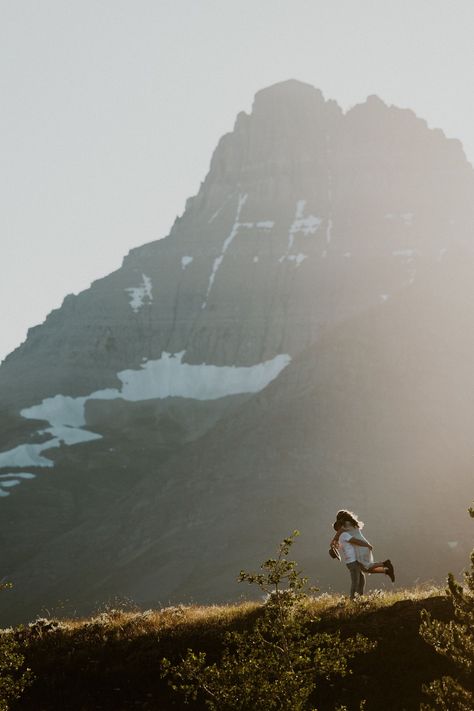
[1, 80, 474, 623]
[252, 78, 326, 105]
[196, 80, 342, 208]
[250, 79, 337, 121]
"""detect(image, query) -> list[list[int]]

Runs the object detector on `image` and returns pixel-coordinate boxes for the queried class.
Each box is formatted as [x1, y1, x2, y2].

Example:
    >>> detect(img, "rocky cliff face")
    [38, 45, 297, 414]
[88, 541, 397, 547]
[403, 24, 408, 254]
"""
[1, 80, 474, 623]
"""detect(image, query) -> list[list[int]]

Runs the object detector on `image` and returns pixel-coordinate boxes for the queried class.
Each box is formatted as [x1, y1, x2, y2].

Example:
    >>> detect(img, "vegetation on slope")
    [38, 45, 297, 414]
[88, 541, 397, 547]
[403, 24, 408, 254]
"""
[0, 586, 454, 710]
[161, 532, 374, 710]
[0, 584, 32, 711]
[5, 511, 474, 710]
[419, 505, 474, 710]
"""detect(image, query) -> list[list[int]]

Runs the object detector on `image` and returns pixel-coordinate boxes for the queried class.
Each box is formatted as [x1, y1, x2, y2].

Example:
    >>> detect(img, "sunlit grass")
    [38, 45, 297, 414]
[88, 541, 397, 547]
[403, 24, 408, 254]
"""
[306, 584, 444, 618]
[12, 585, 444, 641]
[1, 586, 451, 710]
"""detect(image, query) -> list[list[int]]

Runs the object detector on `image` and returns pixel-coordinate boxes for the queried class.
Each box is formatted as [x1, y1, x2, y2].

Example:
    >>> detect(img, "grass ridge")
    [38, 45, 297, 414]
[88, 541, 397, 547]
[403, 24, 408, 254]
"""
[4, 587, 455, 710]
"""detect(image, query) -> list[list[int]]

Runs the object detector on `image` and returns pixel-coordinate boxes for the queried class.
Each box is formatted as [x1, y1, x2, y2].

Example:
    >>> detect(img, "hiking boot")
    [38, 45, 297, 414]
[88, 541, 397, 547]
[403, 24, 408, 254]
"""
[384, 559, 395, 583]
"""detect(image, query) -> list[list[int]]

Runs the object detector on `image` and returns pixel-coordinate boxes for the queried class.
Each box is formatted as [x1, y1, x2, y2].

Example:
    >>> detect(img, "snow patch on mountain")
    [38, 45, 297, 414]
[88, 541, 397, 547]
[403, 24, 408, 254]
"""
[181, 256, 194, 270]
[125, 274, 153, 312]
[0, 352, 291, 495]
[0, 473, 36, 480]
[118, 352, 291, 401]
[23, 395, 87, 427]
[0, 472, 36, 497]
[0, 442, 59, 469]
[42, 426, 103, 446]
[22, 391, 119, 428]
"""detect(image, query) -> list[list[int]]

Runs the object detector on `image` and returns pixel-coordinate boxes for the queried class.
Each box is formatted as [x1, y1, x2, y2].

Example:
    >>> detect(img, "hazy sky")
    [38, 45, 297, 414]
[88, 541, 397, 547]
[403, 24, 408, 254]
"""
[1, 0, 473, 362]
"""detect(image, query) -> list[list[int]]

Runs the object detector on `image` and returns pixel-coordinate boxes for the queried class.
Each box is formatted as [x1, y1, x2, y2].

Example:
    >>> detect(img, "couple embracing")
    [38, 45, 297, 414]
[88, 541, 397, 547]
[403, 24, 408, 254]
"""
[330, 510, 395, 599]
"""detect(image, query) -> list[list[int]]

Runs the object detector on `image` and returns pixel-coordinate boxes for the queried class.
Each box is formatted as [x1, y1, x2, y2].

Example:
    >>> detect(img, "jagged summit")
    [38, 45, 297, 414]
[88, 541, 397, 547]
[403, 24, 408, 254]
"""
[191, 79, 473, 220]
[251, 78, 328, 111]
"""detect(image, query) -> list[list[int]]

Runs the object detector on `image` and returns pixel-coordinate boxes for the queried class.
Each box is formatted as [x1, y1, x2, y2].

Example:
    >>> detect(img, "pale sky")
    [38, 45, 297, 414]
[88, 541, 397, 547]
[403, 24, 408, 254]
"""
[1, 0, 473, 363]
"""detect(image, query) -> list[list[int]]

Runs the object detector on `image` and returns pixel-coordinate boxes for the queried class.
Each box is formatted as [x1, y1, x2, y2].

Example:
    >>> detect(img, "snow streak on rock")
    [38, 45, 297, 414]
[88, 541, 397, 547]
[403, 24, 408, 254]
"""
[287, 200, 322, 249]
[202, 194, 248, 309]
[202, 196, 277, 307]
[325, 160, 334, 250]
[279, 199, 322, 264]
[325, 218, 333, 245]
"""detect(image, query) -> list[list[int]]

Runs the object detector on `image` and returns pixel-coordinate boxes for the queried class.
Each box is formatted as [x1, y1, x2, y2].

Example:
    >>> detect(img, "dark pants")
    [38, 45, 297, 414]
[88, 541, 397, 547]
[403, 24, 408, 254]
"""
[346, 561, 366, 599]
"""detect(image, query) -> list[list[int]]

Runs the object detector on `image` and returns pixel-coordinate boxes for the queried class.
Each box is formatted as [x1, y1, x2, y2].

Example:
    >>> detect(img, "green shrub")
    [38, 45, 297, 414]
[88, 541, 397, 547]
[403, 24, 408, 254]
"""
[420, 506, 474, 710]
[162, 532, 374, 710]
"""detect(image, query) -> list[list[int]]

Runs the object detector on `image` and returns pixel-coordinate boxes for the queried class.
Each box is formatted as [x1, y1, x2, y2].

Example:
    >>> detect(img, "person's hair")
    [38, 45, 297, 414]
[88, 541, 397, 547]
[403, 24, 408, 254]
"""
[335, 509, 364, 529]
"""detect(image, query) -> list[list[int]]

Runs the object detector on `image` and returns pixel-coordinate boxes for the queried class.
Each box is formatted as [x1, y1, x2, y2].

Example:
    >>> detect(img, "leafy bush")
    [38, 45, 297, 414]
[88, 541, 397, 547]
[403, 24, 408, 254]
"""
[162, 532, 374, 710]
[420, 506, 474, 710]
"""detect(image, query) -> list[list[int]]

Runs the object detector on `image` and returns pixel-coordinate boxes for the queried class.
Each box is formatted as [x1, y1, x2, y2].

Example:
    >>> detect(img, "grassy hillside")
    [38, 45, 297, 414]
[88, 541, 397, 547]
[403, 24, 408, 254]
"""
[4, 587, 456, 710]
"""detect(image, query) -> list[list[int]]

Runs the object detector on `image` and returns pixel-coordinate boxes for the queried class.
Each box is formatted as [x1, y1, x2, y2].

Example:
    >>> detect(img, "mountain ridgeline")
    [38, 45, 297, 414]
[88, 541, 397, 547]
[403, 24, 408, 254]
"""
[1, 80, 473, 624]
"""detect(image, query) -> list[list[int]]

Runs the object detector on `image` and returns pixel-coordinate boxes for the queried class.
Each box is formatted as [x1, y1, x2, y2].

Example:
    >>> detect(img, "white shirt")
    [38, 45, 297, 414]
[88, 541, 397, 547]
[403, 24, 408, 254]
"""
[346, 525, 374, 568]
[338, 531, 356, 564]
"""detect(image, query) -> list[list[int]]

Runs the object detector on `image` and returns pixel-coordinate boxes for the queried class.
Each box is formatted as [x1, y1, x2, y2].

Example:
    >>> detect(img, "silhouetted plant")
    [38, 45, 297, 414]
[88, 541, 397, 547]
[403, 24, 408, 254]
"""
[161, 531, 374, 710]
[419, 506, 474, 710]
[0, 584, 33, 711]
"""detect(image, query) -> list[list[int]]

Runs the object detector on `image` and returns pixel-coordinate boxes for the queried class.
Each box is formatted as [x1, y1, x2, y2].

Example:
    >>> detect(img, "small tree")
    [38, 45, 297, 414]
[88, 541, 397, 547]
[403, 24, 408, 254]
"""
[0, 584, 33, 711]
[162, 532, 374, 710]
[419, 506, 474, 710]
